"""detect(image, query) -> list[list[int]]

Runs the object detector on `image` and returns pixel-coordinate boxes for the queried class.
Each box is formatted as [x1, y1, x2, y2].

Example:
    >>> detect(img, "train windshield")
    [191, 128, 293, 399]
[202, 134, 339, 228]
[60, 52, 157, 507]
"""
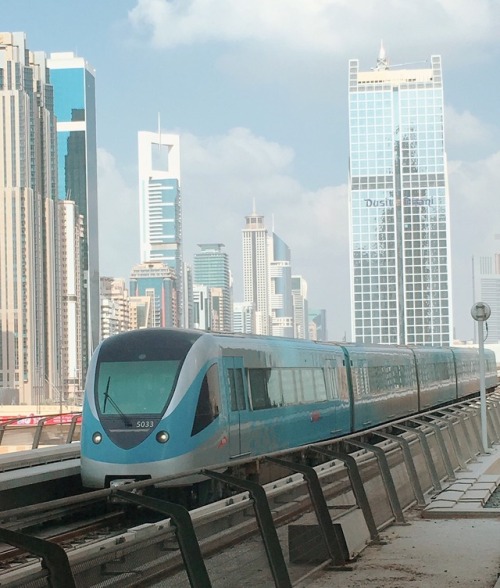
[95, 329, 201, 416]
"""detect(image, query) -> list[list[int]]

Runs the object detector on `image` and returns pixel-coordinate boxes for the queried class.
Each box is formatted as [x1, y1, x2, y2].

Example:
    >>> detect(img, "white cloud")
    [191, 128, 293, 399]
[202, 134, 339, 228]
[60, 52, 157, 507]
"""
[448, 151, 500, 339]
[97, 148, 140, 279]
[128, 0, 500, 57]
[180, 127, 350, 334]
[445, 106, 494, 154]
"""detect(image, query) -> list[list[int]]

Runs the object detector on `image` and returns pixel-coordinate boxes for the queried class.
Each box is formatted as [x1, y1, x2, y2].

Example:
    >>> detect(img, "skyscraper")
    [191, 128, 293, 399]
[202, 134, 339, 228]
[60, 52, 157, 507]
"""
[270, 232, 294, 337]
[0, 33, 59, 405]
[348, 46, 452, 345]
[242, 209, 270, 335]
[472, 254, 500, 343]
[193, 244, 232, 333]
[138, 130, 182, 326]
[48, 51, 99, 395]
[292, 275, 309, 339]
[130, 261, 178, 328]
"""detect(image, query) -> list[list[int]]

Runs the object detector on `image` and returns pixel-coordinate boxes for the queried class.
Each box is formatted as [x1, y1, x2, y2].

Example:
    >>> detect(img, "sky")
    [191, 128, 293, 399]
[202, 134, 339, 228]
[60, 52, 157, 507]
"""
[3, 0, 500, 342]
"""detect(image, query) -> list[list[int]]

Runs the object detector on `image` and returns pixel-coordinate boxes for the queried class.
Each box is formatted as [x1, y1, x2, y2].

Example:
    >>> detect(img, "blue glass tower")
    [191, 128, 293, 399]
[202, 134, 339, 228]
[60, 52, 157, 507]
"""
[348, 47, 452, 346]
[193, 244, 232, 332]
[138, 131, 182, 326]
[48, 52, 99, 384]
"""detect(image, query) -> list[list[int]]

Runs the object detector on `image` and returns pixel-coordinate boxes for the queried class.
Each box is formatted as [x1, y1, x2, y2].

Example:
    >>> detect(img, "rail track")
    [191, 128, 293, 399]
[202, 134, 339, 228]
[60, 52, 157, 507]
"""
[0, 392, 499, 587]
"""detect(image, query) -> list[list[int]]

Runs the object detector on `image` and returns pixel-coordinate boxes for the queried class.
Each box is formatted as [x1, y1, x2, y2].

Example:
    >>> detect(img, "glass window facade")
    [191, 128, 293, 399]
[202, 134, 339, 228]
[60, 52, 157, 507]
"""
[348, 55, 452, 346]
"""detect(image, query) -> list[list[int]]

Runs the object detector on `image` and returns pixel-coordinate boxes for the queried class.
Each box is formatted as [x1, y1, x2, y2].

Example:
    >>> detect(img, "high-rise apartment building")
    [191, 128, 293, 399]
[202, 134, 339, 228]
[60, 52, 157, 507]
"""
[472, 254, 500, 343]
[0, 33, 60, 405]
[292, 276, 309, 339]
[193, 244, 232, 333]
[138, 131, 182, 326]
[242, 210, 270, 335]
[348, 47, 452, 345]
[130, 261, 178, 328]
[100, 277, 130, 339]
[270, 233, 294, 337]
[48, 51, 99, 394]
[233, 302, 256, 334]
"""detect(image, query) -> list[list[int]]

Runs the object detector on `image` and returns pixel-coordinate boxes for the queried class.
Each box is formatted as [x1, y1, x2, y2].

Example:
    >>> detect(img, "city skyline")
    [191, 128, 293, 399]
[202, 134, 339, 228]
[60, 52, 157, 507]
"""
[3, 1, 500, 342]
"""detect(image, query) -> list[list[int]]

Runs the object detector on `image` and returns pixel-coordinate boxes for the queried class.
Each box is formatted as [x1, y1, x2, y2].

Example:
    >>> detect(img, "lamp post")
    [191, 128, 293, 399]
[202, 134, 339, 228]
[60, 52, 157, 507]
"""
[471, 301, 491, 453]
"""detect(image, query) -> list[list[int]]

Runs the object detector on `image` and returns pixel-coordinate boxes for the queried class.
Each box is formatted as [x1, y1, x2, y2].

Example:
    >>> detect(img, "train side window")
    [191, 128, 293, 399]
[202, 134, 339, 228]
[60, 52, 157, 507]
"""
[248, 369, 272, 410]
[267, 370, 283, 407]
[228, 368, 246, 411]
[281, 369, 298, 405]
[191, 364, 220, 436]
[301, 370, 315, 402]
[313, 368, 328, 401]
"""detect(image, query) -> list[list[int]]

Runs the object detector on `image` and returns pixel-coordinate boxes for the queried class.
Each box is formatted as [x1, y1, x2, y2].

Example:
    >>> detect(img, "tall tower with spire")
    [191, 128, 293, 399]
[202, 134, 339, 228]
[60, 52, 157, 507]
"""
[137, 130, 183, 326]
[348, 47, 452, 346]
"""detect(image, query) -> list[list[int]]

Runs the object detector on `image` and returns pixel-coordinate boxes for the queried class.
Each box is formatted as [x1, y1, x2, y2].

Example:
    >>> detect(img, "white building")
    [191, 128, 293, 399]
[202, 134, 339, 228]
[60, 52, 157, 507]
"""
[138, 130, 183, 324]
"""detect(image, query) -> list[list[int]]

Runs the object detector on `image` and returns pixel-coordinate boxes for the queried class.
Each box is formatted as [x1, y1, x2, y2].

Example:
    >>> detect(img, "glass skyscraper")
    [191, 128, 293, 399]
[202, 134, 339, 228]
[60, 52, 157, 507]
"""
[138, 131, 182, 326]
[193, 244, 232, 333]
[348, 48, 452, 346]
[48, 51, 99, 394]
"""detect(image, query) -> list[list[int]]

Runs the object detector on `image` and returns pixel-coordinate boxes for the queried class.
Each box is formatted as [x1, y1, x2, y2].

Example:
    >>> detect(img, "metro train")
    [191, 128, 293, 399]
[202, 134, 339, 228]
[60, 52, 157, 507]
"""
[80, 328, 497, 494]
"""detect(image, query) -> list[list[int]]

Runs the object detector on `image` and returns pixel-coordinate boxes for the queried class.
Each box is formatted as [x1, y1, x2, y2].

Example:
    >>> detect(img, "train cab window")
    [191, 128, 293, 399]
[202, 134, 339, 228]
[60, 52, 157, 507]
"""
[96, 360, 181, 415]
[191, 364, 220, 436]
[248, 369, 272, 410]
[228, 368, 246, 411]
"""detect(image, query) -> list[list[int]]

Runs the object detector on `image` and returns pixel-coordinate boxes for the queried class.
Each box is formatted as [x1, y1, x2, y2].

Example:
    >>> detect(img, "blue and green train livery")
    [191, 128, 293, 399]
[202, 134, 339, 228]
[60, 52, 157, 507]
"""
[80, 328, 497, 489]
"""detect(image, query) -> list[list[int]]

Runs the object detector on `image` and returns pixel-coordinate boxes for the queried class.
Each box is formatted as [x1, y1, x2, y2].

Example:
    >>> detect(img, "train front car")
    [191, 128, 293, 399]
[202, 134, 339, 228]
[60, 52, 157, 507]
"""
[81, 328, 224, 489]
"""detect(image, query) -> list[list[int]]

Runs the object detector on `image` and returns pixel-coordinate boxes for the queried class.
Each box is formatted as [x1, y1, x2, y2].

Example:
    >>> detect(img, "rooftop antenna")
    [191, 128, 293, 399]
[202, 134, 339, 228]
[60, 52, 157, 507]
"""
[372, 41, 428, 71]
[272, 213, 275, 232]
[252, 197, 256, 215]
[375, 40, 389, 70]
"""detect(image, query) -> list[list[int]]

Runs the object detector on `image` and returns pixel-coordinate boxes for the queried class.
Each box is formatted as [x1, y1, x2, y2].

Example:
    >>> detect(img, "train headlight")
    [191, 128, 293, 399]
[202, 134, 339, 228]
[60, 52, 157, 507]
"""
[92, 432, 102, 444]
[156, 430, 169, 444]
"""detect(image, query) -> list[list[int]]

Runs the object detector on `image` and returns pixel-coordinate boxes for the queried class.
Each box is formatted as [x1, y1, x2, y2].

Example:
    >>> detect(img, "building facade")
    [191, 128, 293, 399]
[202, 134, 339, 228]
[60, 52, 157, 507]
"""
[308, 309, 328, 342]
[48, 51, 99, 394]
[242, 210, 270, 335]
[269, 232, 294, 337]
[348, 48, 452, 345]
[292, 275, 309, 339]
[472, 254, 500, 343]
[129, 261, 178, 328]
[100, 277, 130, 339]
[193, 244, 232, 333]
[0, 33, 60, 405]
[233, 302, 256, 334]
[138, 131, 182, 326]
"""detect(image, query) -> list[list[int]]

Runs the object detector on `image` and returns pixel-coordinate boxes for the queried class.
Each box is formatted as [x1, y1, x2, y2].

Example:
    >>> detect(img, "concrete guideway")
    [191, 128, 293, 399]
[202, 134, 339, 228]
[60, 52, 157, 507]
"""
[305, 446, 500, 588]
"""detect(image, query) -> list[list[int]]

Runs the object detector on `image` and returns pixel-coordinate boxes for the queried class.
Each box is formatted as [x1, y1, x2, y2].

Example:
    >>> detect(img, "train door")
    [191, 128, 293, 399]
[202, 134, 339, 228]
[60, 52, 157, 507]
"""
[324, 359, 349, 436]
[223, 356, 251, 459]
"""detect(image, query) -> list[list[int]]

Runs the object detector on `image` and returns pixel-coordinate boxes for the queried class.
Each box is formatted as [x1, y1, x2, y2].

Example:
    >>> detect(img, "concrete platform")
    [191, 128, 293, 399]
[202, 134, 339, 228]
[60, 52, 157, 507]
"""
[304, 446, 500, 588]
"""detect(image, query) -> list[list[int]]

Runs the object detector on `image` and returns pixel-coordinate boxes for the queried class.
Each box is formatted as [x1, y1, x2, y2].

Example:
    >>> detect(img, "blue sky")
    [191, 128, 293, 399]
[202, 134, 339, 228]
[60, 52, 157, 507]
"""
[3, 0, 500, 341]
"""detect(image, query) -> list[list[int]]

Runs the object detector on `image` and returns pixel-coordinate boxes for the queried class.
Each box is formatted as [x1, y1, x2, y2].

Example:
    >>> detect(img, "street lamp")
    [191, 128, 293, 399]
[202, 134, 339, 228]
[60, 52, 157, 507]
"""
[471, 301, 491, 453]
